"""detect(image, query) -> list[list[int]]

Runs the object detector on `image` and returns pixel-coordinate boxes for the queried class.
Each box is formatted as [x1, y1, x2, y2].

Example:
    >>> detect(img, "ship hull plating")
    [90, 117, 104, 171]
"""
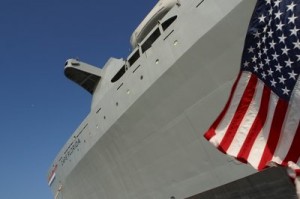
[187, 167, 296, 199]
[47, 1, 288, 199]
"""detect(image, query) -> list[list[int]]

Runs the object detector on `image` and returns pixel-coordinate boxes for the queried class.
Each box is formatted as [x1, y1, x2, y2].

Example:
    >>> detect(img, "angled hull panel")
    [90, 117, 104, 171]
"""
[48, 1, 277, 199]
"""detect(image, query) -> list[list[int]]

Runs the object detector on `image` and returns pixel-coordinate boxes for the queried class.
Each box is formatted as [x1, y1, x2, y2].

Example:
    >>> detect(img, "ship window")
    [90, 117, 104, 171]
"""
[111, 65, 126, 83]
[162, 16, 177, 31]
[128, 50, 140, 66]
[141, 28, 161, 53]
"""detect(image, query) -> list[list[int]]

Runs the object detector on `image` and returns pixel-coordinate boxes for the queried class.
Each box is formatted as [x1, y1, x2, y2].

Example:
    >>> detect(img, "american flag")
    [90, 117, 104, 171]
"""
[204, 0, 300, 171]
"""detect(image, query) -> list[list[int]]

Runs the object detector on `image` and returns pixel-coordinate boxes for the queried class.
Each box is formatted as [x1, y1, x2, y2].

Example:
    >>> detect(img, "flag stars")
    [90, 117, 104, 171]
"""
[275, 64, 283, 72]
[262, 35, 267, 43]
[293, 40, 300, 49]
[252, 55, 258, 63]
[290, 26, 299, 36]
[254, 31, 260, 38]
[268, 29, 274, 37]
[262, 72, 267, 79]
[259, 14, 266, 23]
[248, 46, 255, 53]
[268, 68, 274, 76]
[282, 87, 290, 95]
[288, 14, 297, 24]
[240, 0, 300, 100]
[269, 7, 274, 15]
[263, 46, 268, 54]
[265, 57, 271, 65]
[274, 10, 283, 19]
[279, 75, 287, 84]
[269, 40, 276, 49]
[244, 61, 250, 67]
[265, 0, 271, 5]
[288, 70, 297, 80]
[281, 46, 290, 55]
[257, 41, 262, 48]
[272, 52, 279, 61]
[278, 34, 286, 43]
[259, 61, 264, 69]
[276, 21, 284, 31]
[287, 2, 297, 12]
[258, 51, 263, 58]
[285, 58, 294, 67]
[271, 79, 277, 87]
[274, 0, 282, 7]
[208, 0, 300, 168]
[268, 19, 273, 26]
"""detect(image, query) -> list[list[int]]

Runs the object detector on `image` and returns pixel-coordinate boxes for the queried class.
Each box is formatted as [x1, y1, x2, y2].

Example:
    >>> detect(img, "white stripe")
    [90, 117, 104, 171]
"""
[288, 162, 300, 199]
[272, 78, 300, 165]
[48, 172, 56, 186]
[212, 72, 252, 146]
[247, 92, 279, 169]
[294, 178, 300, 199]
[226, 79, 264, 157]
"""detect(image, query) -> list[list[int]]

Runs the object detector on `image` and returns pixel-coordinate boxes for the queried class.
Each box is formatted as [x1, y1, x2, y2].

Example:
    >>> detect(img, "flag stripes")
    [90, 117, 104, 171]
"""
[205, 72, 300, 170]
[204, 0, 300, 172]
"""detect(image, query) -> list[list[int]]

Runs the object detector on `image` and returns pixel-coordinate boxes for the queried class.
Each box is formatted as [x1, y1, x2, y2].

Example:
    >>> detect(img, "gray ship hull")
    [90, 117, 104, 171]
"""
[48, 0, 296, 198]
[187, 167, 296, 199]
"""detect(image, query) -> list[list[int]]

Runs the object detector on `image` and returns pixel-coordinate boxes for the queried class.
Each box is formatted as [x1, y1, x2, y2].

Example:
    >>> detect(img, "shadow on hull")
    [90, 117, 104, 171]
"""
[186, 167, 296, 199]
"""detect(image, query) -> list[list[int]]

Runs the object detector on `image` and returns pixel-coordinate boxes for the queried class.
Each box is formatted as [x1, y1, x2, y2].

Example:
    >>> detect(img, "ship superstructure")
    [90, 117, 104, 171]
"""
[47, 0, 296, 198]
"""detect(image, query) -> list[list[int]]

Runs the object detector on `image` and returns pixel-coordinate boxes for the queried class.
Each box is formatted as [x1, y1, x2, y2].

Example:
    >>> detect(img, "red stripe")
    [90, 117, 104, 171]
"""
[204, 129, 216, 140]
[219, 74, 258, 152]
[48, 164, 58, 182]
[257, 99, 288, 170]
[295, 169, 300, 176]
[204, 72, 242, 140]
[282, 122, 300, 165]
[237, 85, 271, 163]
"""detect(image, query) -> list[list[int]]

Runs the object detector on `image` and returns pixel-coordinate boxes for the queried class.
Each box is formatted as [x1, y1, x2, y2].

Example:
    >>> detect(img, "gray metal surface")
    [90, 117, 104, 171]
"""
[48, 0, 260, 199]
[186, 167, 296, 199]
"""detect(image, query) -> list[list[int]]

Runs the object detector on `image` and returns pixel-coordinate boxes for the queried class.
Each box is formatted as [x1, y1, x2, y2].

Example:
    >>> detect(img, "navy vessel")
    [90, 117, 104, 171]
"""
[47, 0, 297, 198]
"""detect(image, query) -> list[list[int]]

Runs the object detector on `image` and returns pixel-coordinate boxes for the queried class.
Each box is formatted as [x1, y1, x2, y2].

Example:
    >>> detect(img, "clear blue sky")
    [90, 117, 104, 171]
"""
[0, 0, 157, 198]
